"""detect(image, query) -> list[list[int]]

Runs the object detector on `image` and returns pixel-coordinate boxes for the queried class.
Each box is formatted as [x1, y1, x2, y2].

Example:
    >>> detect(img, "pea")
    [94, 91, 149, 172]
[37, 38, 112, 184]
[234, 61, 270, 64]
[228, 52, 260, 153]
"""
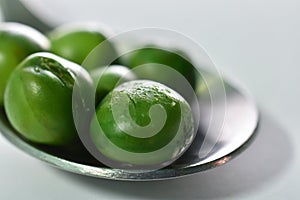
[0, 22, 50, 105]
[90, 80, 195, 166]
[119, 46, 196, 88]
[90, 65, 136, 105]
[4, 52, 93, 145]
[49, 23, 117, 71]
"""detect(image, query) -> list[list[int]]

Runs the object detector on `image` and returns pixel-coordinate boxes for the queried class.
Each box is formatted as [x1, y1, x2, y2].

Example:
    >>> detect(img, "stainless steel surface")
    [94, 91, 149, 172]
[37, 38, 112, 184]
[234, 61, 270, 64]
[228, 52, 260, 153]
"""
[0, 0, 53, 32]
[0, 71, 259, 181]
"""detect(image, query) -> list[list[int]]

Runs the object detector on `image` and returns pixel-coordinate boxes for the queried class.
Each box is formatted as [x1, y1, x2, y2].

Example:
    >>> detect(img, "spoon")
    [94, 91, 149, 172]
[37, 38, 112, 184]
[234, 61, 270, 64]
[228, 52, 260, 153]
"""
[0, 0, 259, 181]
[0, 0, 53, 32]
[0, 71, 259, 181]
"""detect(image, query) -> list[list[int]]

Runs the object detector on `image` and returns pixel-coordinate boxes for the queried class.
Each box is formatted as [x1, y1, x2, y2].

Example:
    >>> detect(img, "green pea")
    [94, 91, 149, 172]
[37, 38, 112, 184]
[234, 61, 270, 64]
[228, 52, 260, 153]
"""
[90, 65, 136, 105]
[0, 22, 50, 105]
[4, 52, 93, 145]
[49, 23, 117, 71]
[90, 80, 194, 166]
[119, 45, 196, 88]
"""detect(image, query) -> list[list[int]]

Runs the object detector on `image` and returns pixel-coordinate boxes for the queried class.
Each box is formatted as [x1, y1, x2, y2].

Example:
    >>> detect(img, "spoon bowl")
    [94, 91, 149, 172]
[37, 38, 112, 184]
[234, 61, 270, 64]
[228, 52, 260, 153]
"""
[0, 71, 259, 181]
[0, 0, 259, 181]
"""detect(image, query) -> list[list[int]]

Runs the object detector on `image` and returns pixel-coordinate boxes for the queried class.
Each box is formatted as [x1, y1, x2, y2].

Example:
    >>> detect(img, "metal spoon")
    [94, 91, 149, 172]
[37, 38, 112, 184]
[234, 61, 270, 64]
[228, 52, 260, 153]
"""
[0, 0, 259, 181]
[0, 71, 259, 181]
[0, 0, 53, 32]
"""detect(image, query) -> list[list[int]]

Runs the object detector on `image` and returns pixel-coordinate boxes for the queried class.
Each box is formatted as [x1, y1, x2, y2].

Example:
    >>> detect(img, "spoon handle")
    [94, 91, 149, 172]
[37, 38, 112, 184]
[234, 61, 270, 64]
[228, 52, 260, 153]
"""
[0, 0, 52, 32]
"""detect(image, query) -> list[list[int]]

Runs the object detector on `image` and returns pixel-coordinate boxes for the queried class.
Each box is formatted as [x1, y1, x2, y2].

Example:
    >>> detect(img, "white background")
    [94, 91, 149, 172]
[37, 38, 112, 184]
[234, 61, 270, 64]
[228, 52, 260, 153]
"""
[0, 0, 299, 199]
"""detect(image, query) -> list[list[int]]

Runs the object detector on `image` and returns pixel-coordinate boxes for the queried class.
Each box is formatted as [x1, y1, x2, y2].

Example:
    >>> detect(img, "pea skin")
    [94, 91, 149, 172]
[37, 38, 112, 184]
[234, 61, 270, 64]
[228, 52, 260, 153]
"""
[4, 52, 93, 145]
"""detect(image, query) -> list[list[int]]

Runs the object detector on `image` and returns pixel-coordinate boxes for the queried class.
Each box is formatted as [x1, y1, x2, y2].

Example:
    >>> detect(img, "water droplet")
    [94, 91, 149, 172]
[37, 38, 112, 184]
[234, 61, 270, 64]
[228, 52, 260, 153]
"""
[171, 102, 176, 107]
[34, 66, 40, 73]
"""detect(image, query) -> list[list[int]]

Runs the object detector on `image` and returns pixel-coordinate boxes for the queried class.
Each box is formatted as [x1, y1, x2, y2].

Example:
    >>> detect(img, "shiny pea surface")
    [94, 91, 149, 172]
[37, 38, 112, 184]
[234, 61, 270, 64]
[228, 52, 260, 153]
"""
[90, 80, 195, 166]
[4, 52, 92, 145]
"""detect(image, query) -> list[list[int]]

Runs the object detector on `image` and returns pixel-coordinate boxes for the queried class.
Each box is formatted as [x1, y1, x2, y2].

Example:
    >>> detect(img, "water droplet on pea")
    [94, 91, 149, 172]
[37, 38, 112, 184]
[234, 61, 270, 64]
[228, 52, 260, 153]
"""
[34, 66, 40, 73]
